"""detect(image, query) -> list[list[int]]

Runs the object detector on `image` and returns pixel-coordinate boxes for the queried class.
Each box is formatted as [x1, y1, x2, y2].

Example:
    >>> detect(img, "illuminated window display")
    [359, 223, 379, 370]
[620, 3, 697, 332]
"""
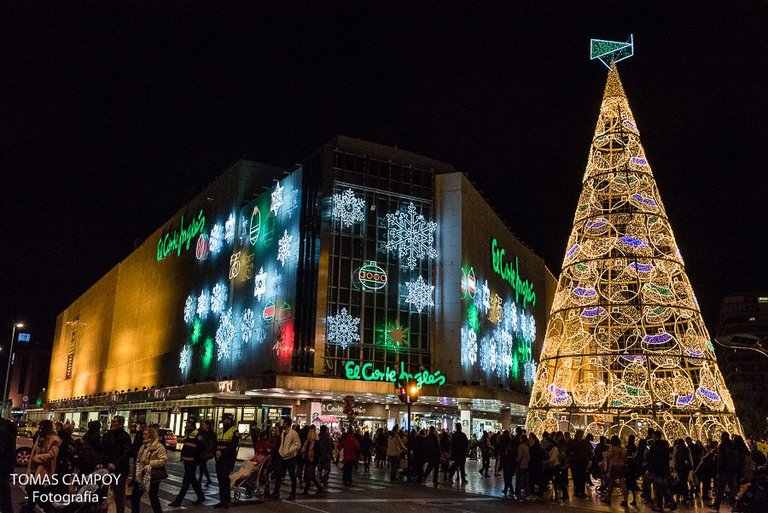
[526, 63, 741, 441]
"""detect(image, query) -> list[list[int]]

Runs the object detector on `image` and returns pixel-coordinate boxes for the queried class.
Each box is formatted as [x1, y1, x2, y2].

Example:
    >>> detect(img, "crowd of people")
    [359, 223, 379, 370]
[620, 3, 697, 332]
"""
[3, 414, 767, 513]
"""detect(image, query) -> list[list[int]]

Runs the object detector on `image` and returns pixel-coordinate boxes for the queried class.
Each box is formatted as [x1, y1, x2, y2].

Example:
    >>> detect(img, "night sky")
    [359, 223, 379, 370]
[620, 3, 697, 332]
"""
[2, 1, 766, 349]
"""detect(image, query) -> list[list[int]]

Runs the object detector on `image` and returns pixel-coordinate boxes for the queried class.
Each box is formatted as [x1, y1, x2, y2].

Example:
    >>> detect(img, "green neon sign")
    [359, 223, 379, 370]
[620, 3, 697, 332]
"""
[490, 238, 536, 308]
[343, 361, 446, 388]
[156, 210, 206, 262]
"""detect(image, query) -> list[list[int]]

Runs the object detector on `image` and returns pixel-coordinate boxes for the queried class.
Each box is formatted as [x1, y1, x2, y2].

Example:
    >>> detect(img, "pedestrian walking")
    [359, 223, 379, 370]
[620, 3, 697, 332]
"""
[710, 431, 740, 511]
[197, 420, 216, 487]
[478, 431, 491, 477]
[131, 426, 168, 513]
[387, 425, 406, 481]
[360, 430, 372, 474]
[273, 417, 300, 501]
[101, 416, 132, 513]
[299, 425, 323, 495]
[341, 429, 360, 485]
[168, 418, 206, 507]
[566, 429, 593, 498]
[601, 435, 627, 506]
[317, 425, 334, 485]
[26, 420, 61, 513]
[448, 423, 469, 485]
[422, 426, 442, 485]
[214, 413, 240, 508]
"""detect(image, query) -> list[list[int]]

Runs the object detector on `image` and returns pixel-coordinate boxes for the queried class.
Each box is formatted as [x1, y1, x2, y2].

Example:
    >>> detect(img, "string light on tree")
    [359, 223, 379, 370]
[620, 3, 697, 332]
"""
[526, 40, 742, 441]
[333, 188, 366, 227]
[326, 307, 361, 350]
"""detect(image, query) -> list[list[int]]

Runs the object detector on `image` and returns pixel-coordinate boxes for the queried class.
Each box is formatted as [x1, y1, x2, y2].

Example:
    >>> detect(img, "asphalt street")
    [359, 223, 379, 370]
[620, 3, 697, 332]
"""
[9, 452, 724, 513]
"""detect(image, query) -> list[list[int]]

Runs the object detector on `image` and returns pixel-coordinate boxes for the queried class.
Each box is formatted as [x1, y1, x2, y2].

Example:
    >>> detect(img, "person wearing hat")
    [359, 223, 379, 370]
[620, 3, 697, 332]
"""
[169, 417, 206, 507]
[214, 413, 240, 508]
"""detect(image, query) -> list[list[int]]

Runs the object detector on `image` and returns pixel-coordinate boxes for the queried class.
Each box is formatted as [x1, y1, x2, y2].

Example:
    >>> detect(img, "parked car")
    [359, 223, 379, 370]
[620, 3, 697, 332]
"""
[158, 428, 177, 451]
[16, 421, 39, 438]
[16, 436, 33, 466]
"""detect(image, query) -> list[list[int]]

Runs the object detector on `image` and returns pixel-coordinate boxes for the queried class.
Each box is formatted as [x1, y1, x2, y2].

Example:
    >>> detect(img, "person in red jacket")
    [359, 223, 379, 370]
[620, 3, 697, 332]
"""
[340, 429, 360, 486]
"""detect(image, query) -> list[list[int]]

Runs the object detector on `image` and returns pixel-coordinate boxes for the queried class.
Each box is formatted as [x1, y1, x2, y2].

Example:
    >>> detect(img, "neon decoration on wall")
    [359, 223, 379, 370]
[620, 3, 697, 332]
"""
[263, 300, 275, 320]
[215, 308, 235, 361]
[197, 289, 210, 319]
[156, 209, 206, 262]
[179, 345, 191, 373]
[326, 307, 361, 350]
[253, 267, 267, 301]
[490, 238, 537, 308]
[461, 326, 478, 366]
[343, 361, 446, 388]
[405, 275, 434, 313]
[240, 309, 255, 344]
[184, 295, 196, 324]
[209, 224, 224, 254]
[376, 321, 410, 352]
[229, 252, 241, 279]
[270, 182, 284, 214]
[357, 261, 387, 291]
[333, 188, 366, 227]
[211, 283, 228, 315]
[224, 214, 236, 244]
[385, 202, 437, 270]
[249, 206, 261, 245]
[195, 235, 209, 260]
[461, 266, 476, 299]
[277, 230, 292, 267]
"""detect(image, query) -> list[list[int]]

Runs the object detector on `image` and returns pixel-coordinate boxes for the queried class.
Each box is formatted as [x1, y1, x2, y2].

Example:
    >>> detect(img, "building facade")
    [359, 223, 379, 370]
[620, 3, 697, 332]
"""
[715, 292, 768, 437]
[45, 137, 556, 437]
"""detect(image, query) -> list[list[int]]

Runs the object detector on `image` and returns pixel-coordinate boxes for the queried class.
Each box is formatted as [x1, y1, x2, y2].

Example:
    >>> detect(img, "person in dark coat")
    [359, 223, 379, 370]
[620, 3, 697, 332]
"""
[448, 423, 469, 484]
[169, 418, 206, 507]
[566, 429, 593, 498]
[0, 417, 17, 513]
[422, 426, 442, 485]
[711, 431, 740, 511]
[76, 420, 103, 475]
[197, 420, 216, 487]
[214, 413, 240, 507]
[439, 430, 452, 481]
[101, 416, 132, 513]
[646, 429, 674, 512]
[360, 430, 373, 474]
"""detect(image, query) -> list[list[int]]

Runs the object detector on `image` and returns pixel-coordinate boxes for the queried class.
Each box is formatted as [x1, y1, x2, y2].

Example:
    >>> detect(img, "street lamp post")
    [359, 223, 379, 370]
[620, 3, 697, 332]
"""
[2, 323, 24, 418]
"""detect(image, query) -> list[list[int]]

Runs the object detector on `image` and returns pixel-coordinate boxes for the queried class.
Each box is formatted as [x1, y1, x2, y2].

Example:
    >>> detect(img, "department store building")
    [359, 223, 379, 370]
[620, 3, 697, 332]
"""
[44, 137, 556, 438]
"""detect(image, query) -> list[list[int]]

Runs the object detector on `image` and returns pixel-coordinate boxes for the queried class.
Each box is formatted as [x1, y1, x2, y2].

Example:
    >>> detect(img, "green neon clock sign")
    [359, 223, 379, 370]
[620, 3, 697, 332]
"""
[343, 361, 446, 388]
[156, 210, 206, 262]
[490, 238, 536, 308]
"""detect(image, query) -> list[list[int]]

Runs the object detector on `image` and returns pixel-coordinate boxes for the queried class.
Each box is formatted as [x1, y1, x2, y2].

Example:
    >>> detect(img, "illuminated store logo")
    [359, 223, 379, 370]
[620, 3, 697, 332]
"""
[249, 206, 261, 245]
[490, 238, 536, 308]
[357, 261, 387, 291]
[343, 361, 446, 388]
[156, 210, 206, 262]
[461, 267, 476, 299]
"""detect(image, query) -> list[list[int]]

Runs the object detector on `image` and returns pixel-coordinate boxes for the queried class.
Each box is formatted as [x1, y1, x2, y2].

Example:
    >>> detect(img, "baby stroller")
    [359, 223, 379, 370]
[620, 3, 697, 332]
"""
[49, 469, 111, 513]
[733, 465, 768, 513]
[231, 452, 272, 501]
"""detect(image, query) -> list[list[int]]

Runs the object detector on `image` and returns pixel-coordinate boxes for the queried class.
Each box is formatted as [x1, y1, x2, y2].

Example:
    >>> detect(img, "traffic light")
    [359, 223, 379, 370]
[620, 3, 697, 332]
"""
[395, 378, 420, 404]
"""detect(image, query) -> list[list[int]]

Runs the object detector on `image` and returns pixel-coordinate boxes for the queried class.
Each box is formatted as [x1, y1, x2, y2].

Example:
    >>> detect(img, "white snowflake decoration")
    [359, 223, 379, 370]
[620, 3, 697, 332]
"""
[277, 230, 292, 267]
[480, 335, 492, 372]
[211, 283, 228, 315]
[239, 217, 249, 244]
[197, 289, 210, 319]
[461, 326, 478, 366]
[481, 280, 491, 314]
[385, 202, 437, 270]
[326, 307, 361, 350]
[267, 272, 282, 299]
[183, 295, 196, 324]
[405, 275, 434, 313]
[209, 223, 224, 254]
[241, 308, 255, 344]
[333, 188, 365, 227]
[524, 361, 537, 388]
[224, 214, 236, 244]
[216, 308, 235, 361]
[270, 182, 284, 214]
[179, 345, 191, 373]
[253, 267, 267, 301]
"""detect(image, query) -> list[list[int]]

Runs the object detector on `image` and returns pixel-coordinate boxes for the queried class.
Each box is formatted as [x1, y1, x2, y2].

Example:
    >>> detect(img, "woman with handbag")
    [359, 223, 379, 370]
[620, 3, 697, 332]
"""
[132, 426, 168, 513]
[26, 420, 61, 512]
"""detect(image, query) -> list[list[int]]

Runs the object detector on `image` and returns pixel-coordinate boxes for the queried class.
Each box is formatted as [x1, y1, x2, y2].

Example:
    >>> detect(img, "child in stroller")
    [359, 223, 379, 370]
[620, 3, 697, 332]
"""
[230, 450, 271, 500]
[48, 469, 111, 513]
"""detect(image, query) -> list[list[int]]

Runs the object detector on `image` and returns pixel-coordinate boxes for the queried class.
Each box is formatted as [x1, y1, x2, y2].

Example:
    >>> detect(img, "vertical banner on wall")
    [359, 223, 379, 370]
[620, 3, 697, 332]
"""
[460, 409, 471, 431]
[310, 401, 322, 424]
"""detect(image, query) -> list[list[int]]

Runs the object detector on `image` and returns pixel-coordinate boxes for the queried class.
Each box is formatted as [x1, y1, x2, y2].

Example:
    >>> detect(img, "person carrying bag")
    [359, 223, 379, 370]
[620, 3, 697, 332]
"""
[131, 426, 168, 513]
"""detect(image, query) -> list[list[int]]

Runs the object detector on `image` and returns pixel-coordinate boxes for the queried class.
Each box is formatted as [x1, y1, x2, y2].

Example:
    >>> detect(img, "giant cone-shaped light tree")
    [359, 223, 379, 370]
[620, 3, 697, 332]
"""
[526, 63, 742, 442]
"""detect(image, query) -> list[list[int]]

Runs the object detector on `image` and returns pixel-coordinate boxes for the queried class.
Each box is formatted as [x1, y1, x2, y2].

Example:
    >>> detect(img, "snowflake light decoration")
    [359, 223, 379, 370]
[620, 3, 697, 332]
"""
[524, 361, 537, 388]
[385, 202, 437, 270]
[184, 295, 196, 324]
[224, 214, 236, 245]
[211, 283, 228, 315]
[197, 289, 210, 319]
[209, 223, 224, 254]
[326, 307, 361, 350]
[241, 308, 255, 344]
[253, 267, 267, 301]
[461, 326, 478, 366]
[405, 275, 434, 313]
[239, 217, 249, 244]
[270, 182, 284, 214]
[333, 188, 365, 227]
[481, 280, 491, 314]
[179, 345, 191, 373]
[277, 230, 292, 267]
[216, 308, 235, 361]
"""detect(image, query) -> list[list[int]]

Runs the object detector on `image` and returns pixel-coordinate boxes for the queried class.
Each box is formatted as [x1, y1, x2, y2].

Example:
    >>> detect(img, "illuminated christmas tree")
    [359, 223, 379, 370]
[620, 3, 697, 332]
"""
[526, 53, 742, 441]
